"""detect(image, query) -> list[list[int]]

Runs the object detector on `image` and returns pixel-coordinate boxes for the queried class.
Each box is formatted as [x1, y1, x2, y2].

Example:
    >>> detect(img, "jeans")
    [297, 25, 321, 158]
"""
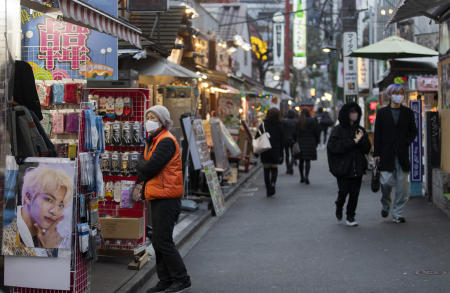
[151, 198, 190, 284]
[380, 158, 408, 219]
[336, 177, 362, 220]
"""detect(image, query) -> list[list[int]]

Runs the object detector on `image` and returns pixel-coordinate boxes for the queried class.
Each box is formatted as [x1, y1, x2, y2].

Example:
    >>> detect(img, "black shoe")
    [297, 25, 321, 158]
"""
[381, 210, 389, 218]
[165, 280, 191, 293]
[300, 177, 305, 183]
[305, 178, 310, 185]
[335, 208, 343, 221]
[346, 218, 358, 227]
[147, 281, 172, 293]
[267, 186, 275, 197]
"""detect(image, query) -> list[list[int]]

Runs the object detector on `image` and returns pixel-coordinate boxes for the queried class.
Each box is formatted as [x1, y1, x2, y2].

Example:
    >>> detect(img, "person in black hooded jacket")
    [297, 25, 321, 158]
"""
[327, 102, 371, 227]
[282, 109, 297, 174]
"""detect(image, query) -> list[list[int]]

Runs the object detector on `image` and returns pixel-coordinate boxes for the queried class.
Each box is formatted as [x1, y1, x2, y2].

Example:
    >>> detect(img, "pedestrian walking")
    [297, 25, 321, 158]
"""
[373, 84, 417, 223]
[256, 108, 284, 197]
[315, 108, 334, 148]
[282, 109, 297, 174]
[327, 102, 371, 227]
[137, 105, 191, 293]
[296, 108, 319, 184]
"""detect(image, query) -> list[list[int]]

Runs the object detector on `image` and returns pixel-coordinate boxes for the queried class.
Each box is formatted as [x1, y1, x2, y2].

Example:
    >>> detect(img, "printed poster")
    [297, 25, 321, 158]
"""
[203, 162, 226, 217]
[3, 158, 75, 257]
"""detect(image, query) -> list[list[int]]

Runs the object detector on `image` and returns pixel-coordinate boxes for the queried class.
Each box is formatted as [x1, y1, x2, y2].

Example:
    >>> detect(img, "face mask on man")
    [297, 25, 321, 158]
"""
[146, 120, 161, 133]
[391, 94, 403, 104]
[349, 112, 359, 122]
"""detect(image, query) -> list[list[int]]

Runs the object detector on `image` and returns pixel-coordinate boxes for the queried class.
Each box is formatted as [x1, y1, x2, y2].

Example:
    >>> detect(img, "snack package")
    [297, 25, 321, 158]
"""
[65, 113, 79, 133]
[68, 143, 78, 159]
[115, 97, 124, 117]
[64, 83, 81, 104]
[105, 181, 114, 199]
[100, 152, 111, 174]
[51, 113, 65, 134]
[36, 83, 51, 106]
[52, 83, 65, 105]
[123, 96, 132, 117]
[77, 223, 90, 253]
[121, 152, 129, 176]
[132, 122, 142, 145]
[122, 121, 132, 145]
[104, 121, 112, 146]
[129, 152, 140, 175]
[41, 113, 52, 135]
[111, 151, 121, 175]
[120, 181, 134, 208]
[112, 121, 122, 146]
[106, 96, 115, 119]
[113, 181, 122, 203]
[99, 96, 107, 116]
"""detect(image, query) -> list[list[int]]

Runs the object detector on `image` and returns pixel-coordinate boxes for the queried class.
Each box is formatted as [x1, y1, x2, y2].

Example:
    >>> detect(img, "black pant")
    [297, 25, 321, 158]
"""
[151, 198, 190, 284]
[299, 159, 310, 179]
[320, 127, 328, 144]
[336, 177, 362, 219]
[284, 144, 294, 172]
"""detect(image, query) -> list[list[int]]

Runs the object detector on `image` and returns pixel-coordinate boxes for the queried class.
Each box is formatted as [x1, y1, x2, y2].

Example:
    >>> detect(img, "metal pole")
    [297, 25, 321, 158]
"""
[369, 6, 373, 95]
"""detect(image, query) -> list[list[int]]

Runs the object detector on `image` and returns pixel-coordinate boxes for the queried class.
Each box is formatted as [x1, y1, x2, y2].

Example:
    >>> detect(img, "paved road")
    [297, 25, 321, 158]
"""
[181, 150, 450, 293]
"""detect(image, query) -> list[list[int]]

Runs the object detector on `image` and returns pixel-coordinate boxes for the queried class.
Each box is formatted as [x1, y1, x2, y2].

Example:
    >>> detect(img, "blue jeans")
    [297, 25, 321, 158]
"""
[380, 158, 409, 219]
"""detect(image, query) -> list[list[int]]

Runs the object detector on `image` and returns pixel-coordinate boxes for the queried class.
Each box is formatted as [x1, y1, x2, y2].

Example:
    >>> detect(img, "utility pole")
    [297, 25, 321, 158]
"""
[342, 0, 358, 103]
[284, 0, 292, 96]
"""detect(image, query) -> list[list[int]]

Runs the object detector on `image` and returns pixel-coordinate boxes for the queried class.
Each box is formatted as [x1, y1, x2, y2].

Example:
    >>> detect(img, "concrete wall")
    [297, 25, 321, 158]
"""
[432, 168, 450, 218]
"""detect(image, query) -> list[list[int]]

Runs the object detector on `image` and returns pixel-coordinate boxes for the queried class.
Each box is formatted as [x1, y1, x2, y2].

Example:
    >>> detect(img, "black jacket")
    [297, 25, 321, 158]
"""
[296, 117, 319, 160]
[256, 118, 284, 164]
[373, 105, 417, 172]
[282, 111, 297, 146]
[14, 61, 43, 121]
[327, 103, 371, 178]
[136, 130, 175, 183]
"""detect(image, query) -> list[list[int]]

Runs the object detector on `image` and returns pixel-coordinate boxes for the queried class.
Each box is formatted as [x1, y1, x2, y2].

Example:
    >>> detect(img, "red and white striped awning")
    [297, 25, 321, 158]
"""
[59, 0, 142, 48]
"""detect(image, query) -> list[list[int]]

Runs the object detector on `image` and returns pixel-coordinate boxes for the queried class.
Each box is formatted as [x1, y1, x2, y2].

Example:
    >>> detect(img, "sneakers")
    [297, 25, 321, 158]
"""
[346, 218, 358, 227]
[147, 281, 172, 293]
[335, 207, 343, 221]
[381, 210, 389, 218]
[165, 280, 191, 293]
[393, 217, 406, 223]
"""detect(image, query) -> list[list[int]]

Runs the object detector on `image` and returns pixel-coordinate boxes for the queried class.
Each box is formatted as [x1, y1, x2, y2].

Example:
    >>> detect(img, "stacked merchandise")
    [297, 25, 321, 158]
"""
[87, 89, 150, 258]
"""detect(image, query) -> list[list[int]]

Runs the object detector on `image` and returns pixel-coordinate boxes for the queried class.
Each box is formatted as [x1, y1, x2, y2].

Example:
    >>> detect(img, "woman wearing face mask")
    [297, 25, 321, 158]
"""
[136, 105, 191, 293]
[327, 103, 371, 227]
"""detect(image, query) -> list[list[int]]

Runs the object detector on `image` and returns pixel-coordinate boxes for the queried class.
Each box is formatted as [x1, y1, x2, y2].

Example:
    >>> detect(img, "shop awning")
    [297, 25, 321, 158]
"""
[389, 0, 450, 24]
[121, 56, 199, 78]
[21, 0, 142, 48]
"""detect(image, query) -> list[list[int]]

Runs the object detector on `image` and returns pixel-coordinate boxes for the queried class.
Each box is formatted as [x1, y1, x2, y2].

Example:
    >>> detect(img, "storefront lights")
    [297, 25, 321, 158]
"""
[380, 9, 386, 15]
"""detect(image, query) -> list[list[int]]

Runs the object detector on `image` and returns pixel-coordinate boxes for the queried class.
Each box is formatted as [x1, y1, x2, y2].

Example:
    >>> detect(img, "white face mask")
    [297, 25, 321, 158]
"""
[391, 94, 403, 104]
[146, 120, 161, 133]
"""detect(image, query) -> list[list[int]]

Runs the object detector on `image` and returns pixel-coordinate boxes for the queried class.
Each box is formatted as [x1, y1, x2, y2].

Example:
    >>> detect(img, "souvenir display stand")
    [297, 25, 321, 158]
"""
[86, 88, 150, 266]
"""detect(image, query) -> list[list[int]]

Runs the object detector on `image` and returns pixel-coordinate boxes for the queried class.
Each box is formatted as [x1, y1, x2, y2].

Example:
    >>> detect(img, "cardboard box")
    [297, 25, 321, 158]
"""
[99, 217, 145, 240]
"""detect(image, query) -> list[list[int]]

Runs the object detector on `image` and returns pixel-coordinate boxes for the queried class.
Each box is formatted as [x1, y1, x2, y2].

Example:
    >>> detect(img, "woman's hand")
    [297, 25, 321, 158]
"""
[354, 129, 363, 143]
[34, 217, 64, 248]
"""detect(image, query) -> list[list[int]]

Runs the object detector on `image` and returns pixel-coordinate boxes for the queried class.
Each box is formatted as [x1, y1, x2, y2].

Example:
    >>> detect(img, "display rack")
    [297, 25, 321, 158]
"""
[86, 88, 150, 260]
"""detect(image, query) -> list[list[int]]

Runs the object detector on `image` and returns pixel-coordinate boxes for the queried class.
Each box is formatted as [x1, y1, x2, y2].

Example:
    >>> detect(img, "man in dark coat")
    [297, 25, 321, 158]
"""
[327, 102, 371, 226]
[373, 84, 417, 223]
[315, 108, 333, 147]
[282, 109, 297, 174]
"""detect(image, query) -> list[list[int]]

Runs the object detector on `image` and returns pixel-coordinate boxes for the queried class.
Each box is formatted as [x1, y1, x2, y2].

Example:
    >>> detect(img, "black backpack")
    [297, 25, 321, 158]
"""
[8, 105, 56, 160]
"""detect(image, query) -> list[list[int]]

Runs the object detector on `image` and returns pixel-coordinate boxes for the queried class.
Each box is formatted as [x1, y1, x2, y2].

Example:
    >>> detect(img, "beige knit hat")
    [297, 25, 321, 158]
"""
[145, 105, 173, 129]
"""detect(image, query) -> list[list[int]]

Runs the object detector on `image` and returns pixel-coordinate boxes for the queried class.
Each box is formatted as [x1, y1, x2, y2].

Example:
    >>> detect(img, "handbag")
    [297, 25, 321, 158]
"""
[252, 122, 272, 154]
[371, 165, 381, 192]
[292, 142, 301, 157]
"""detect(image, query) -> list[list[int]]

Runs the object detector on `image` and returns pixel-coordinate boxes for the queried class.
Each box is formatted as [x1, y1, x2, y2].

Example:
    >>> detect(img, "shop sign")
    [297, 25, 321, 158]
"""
[357, 57, 369, 89]
[21, 1, 118, 80]
[273, 22, 284, 66]
[417, 77, 438, 91]
[292, 0, 306, 69]
[343, 32, 358, 97]
[409, 100, 423, 182]
[194, 38, 209, 68]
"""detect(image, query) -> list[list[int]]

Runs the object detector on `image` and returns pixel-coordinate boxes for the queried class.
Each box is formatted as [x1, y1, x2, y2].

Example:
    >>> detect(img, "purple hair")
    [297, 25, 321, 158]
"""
[386, 83, 406, 96]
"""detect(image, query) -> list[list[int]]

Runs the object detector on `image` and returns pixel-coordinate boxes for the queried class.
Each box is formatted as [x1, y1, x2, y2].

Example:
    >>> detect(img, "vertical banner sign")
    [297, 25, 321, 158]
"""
[357, 57, 369, 89]
[343, 32, 358, 101]
[410, 100, 423, 182]
[273, 22, 285, 66]
[292, 0, 306, 69]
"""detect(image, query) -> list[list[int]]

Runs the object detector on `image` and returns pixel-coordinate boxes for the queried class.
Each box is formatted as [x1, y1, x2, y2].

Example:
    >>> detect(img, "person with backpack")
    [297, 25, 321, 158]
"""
[327, 102, 371, 227]
[282, 109, 297, 174]
[315, 108, 333, 148]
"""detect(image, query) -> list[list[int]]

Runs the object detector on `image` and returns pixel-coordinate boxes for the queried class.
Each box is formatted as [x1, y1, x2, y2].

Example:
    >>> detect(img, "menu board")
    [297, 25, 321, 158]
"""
[191, 119, 226, 216]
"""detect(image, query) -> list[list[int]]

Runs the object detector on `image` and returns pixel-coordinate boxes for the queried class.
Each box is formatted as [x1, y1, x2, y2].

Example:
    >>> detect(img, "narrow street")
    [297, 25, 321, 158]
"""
[176, 150, 450, 293]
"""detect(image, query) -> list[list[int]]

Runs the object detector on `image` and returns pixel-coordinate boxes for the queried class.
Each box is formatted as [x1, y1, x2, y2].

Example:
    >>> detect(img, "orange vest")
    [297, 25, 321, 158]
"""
[144, 130, 184, 200]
